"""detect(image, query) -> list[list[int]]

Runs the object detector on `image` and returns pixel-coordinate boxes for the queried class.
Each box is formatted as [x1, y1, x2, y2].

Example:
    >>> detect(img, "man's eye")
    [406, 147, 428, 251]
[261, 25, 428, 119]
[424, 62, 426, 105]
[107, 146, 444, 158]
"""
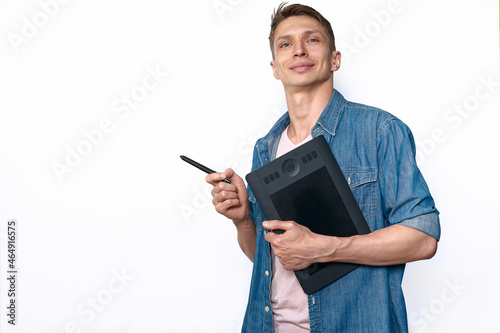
[280, 43, 291, 48]
[308, 38, 319, 43]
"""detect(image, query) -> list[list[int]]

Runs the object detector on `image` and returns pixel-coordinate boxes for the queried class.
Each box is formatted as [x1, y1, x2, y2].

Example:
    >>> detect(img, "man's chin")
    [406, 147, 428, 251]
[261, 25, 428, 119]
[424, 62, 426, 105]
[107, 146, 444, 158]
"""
[283, 78, 331, 90]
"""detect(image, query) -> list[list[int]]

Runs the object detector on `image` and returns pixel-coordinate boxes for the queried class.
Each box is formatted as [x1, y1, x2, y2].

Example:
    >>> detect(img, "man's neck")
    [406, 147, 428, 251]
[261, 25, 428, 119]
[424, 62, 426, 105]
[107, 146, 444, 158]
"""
[284, 83, 334, 144]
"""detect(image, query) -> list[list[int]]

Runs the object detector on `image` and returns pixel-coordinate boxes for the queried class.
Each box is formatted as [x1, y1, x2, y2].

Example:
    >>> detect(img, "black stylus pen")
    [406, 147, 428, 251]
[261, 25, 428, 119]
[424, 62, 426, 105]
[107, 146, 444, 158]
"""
[180, 155, 231, 184]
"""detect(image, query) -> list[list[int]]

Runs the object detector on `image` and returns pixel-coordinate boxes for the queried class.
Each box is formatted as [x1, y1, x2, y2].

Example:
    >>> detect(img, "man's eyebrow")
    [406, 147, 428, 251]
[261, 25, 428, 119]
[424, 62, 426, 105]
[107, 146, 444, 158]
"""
[275, 30, 323, 43]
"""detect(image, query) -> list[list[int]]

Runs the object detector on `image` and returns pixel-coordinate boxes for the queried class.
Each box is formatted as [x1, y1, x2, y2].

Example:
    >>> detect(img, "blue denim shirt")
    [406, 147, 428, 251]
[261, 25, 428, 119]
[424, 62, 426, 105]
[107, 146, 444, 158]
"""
[242, 90, 440, 332]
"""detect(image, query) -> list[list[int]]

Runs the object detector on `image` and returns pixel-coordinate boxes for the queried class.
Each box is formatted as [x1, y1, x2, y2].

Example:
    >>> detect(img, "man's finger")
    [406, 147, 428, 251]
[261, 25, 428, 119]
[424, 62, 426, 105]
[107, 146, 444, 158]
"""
[223, 168, 235, 178]
[217, 189, 238, 201]
[206, 172, 230, 185]
[263, 220, 292, 231]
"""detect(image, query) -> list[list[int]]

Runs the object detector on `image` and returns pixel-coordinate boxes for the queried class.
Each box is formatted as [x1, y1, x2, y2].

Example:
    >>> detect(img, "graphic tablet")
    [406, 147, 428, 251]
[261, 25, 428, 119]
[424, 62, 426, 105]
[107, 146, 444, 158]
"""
[246, 135, 371, 295]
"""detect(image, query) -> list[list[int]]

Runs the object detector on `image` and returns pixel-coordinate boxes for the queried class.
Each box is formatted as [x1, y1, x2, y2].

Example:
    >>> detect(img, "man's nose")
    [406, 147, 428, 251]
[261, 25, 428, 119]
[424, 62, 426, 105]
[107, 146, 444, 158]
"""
[293, 41, 307, 57]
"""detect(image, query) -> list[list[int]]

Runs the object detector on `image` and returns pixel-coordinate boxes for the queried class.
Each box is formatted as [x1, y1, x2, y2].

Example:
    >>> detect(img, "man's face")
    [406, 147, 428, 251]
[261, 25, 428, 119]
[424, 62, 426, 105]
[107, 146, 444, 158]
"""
[270, 15, 340, 91]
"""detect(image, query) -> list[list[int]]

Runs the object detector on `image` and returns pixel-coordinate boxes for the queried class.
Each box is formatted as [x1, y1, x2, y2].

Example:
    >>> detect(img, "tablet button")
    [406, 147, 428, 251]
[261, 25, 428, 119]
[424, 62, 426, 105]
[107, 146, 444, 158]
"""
[264, 176, 270, 184]
[282, 159, 300, 177]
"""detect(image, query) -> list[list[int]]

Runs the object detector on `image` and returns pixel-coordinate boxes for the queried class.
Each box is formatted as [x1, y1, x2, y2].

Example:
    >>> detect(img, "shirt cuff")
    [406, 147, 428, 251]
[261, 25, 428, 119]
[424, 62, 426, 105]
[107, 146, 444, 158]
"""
[397, 212, 441, 241]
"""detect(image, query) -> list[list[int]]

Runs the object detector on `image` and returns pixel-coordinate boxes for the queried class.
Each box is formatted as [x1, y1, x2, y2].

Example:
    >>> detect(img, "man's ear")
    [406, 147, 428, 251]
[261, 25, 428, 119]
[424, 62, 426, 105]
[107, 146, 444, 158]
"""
[331, 51, 341, 72]
[270, 60, 280, 80]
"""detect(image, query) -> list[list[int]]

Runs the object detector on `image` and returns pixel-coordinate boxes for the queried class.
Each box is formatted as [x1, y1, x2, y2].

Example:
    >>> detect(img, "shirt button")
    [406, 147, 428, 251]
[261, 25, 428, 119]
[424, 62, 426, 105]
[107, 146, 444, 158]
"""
[265, 306, 270, 312]
[265, 270, 270, 276]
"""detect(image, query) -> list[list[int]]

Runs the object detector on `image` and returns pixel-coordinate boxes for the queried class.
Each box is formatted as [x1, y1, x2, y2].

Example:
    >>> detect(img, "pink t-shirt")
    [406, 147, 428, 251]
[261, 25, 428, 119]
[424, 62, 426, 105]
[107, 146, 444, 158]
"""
[271, 126, 312, 332]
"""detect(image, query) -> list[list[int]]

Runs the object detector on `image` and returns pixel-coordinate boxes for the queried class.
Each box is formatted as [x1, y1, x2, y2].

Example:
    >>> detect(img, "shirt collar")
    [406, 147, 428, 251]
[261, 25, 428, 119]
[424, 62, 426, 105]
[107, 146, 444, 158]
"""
[256, 89, 347, 161]
[265, 89, 346, 139]
[311, 89, 346, 138]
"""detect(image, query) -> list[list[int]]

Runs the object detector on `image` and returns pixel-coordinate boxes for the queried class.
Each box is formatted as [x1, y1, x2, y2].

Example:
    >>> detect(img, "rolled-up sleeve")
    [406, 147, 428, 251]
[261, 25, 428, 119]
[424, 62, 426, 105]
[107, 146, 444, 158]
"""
[399, 212, 441, 241]
[377, 118, 441, 241]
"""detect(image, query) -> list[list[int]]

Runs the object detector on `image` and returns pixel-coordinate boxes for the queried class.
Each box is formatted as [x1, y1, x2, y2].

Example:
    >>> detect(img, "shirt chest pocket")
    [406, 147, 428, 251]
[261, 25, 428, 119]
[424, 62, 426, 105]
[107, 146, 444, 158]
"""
[343, 169, 377, 220]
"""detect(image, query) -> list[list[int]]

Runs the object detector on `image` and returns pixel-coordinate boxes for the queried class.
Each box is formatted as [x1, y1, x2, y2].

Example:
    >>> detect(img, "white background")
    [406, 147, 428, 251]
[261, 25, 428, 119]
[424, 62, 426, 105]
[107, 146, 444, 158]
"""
[0, 0, 499, 332]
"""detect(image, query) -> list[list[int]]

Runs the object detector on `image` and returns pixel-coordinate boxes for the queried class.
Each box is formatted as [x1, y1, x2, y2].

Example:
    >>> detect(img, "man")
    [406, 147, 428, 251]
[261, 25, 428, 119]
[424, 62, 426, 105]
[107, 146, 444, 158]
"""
[206, 3, 440, 332]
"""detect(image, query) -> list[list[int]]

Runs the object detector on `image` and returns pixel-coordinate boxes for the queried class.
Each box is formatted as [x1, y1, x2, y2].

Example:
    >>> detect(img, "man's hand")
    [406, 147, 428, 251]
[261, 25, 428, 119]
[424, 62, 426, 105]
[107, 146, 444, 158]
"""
[264, 220, 438, 269]
[206, 168, 256, 261]
[264, 220, 330, 271]
[206, 168, 249, 223]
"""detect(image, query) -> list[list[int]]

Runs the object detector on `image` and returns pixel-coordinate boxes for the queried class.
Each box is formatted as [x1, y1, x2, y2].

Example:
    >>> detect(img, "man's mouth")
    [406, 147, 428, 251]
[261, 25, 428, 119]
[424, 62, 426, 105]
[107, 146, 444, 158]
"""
[289, 62, 315, 73]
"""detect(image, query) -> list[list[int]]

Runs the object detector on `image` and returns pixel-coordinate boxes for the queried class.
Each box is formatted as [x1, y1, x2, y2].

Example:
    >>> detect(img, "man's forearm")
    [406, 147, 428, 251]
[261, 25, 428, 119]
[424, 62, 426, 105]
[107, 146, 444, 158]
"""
[318, 224, 437, 266]
[234, 215, 257, 262]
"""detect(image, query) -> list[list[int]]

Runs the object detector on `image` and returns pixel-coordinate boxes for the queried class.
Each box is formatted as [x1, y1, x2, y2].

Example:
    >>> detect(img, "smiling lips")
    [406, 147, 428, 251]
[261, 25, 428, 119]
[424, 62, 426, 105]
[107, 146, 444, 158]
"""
[289, 62, 315, 73]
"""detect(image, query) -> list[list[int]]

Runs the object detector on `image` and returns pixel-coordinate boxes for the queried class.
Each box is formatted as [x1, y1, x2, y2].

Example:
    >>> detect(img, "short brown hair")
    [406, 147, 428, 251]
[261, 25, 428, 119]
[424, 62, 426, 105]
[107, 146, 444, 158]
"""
[269, 2, 336, 58]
